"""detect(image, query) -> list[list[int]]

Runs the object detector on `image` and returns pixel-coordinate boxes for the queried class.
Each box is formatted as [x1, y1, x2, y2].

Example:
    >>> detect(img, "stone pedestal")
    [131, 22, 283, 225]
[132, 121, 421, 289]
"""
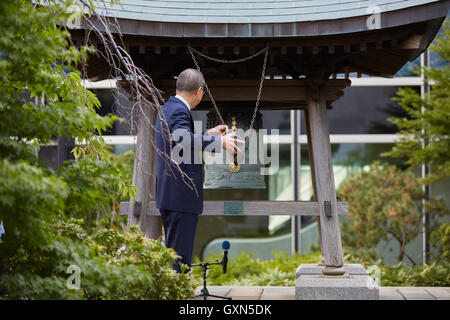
[295, 264, 379, 300]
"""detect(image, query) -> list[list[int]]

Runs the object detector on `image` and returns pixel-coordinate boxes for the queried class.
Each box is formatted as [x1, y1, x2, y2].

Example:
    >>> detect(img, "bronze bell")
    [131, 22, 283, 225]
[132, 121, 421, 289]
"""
[203, 109, 266, 189]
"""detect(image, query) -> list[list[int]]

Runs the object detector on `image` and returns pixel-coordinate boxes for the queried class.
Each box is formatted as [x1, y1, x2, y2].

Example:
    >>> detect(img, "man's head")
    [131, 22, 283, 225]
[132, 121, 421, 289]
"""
[175, 68, 205, 109]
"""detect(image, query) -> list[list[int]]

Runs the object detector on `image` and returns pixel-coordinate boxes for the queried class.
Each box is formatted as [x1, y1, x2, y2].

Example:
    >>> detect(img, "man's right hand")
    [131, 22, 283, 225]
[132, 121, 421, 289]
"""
[221, 133, 245, 154]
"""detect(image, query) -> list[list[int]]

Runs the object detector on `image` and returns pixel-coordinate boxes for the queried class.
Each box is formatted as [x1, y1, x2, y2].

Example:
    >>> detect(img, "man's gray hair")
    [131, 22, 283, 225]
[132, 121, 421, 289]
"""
[176, 68, 205, 93]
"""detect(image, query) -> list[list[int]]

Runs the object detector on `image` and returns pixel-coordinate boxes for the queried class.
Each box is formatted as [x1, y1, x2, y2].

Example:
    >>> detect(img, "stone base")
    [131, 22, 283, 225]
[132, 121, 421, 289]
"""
[295, 264, 379, 300]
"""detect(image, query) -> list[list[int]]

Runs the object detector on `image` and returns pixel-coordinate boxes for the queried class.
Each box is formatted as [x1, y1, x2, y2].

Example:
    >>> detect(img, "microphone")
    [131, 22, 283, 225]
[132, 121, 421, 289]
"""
[222, 240, 230, 274]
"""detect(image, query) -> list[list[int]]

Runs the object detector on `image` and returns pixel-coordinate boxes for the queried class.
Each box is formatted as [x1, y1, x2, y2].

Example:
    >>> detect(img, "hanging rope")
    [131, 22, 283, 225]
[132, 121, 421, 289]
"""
[188, 43, 270, 133]
[189, 45, 269, 64]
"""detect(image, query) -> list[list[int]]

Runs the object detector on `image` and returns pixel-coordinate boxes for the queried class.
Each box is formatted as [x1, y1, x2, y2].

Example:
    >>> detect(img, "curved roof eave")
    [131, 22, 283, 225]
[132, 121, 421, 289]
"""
[85, 0, 450, 37]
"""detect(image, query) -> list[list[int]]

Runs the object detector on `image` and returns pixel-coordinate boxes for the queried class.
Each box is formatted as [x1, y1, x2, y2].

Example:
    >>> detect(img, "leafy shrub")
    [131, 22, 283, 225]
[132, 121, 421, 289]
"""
[431, 222, 450, 263]
[337, 162, 447, 264]
[1, 219, 192, 299]
[0, 140, 191, 300]
[56, 149, 135, 231]
[0, 158, 69, 262]
[0, 154, 192, 300]
[191, 251, 321, 287]
[378, 262, 450, 287]
[0, 0, 194, 300]
[192, 249, 449, 287]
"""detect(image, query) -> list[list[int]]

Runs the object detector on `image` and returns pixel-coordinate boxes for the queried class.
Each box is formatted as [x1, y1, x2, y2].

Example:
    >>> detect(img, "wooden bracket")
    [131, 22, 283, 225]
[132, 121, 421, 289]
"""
[324, 201, 332, 218]
[132, 201, 142, 218]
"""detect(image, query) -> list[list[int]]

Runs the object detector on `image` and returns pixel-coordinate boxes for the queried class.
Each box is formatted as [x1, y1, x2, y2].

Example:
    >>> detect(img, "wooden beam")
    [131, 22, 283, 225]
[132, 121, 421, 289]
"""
[119, 201, 349, 217]
[304, 107, 323, 259]
[328, 46, 335, 54]
[398, 34, 424, 50]
[349, 50, 406, 77]
[159, 79, 351, 105]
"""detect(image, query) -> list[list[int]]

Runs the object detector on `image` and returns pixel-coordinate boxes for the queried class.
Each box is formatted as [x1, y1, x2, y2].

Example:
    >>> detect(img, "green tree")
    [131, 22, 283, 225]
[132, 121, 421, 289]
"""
[0, 0, 191, 299]
[337, 162, 447, 264]
[0, 0, 114, 258]
[430, 222, 450, 263]
[0, 0, 117, 163]
[383, 19, 450, 185]
[57, 149, 135, 231]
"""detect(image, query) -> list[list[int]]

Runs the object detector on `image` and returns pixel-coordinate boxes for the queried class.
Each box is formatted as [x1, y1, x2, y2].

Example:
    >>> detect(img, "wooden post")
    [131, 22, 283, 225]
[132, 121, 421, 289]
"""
[127, 100, 162, 240]
[306, 85, 344, 275]
[304, 108, 324, 263]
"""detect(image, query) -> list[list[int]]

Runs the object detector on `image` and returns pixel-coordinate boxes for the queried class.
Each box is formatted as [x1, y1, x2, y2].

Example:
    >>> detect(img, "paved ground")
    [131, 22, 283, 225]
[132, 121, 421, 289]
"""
[193, 286, 450, 300]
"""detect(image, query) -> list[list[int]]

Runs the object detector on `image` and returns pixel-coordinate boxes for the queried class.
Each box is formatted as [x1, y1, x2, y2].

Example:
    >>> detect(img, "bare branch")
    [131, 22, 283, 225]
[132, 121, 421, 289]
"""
[64, 0, 199, 195]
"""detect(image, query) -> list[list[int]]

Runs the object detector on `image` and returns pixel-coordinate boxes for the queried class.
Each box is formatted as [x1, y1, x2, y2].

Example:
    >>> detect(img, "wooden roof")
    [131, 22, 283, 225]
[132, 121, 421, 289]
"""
[87, 0, 449, 37]
[74, 0, 449, 97]
[99, 0, 442, 23]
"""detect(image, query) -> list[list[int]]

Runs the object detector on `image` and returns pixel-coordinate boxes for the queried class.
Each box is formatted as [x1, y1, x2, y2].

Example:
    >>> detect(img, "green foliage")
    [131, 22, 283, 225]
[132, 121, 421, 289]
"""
[0, 148, 189, 299]
[343, 247, 381, 266]
[0, 0, 193, 299]
[343, 247, 449, 286]
[0, 158, 69, 260]
[0, 0, 118, 163]
[431, 222, 450, 263]
[1, 219, 192, 299]
[192, 251, 322, 287]
[337, 162, 447, 264]
[193, 249, 449, 287]
[379, 262, 450, 287]
[57, 149, 135, 231]
[383, 18, 450, 185]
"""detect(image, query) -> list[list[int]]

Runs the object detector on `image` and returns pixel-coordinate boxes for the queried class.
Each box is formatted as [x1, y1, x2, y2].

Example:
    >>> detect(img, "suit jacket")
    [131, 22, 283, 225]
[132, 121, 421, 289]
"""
[155, 96, 222, 214]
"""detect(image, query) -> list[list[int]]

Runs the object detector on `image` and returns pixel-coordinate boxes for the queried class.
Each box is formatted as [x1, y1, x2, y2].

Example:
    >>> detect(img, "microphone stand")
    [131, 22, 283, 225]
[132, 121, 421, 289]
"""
[192, 259, 232, 300]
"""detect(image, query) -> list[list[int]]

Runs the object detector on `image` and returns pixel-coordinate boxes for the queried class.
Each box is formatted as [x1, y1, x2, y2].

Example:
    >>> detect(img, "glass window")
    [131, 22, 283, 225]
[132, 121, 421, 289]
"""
[88, 89, 116, 135]
[198, 142, 408, 260]
[430, 51, 447, 69]
[195, 144, 291, 259]
[89, 88, 138, 136]
[261, 110, 291, 134]
[283, 142, 404, 241]
[299, 142, 405, 201]
[191, 109, 290, 134]
[395, 56, 420, 77]
[300, 86, 420, 134]
[114, 144, 134, 155]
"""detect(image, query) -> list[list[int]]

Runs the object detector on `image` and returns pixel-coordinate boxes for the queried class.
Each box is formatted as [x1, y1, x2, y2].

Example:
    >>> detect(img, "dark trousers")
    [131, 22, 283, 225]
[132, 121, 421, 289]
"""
[160, 209, 199, 273]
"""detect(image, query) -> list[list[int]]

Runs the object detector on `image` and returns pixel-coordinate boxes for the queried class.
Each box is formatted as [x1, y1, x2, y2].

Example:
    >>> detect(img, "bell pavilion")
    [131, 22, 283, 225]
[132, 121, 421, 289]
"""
[70, 0, 450, 299]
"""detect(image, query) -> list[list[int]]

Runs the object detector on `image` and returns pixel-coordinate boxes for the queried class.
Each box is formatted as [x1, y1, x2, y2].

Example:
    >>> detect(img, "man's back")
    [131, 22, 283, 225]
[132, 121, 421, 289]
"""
[155, 96, 220, 214]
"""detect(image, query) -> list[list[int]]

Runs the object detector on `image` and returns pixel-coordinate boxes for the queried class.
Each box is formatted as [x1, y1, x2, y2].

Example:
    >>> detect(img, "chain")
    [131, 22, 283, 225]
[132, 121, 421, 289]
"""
[188, 45, 225, 125]
[248, 46, 269, 138]
[188, 43, 270, 135]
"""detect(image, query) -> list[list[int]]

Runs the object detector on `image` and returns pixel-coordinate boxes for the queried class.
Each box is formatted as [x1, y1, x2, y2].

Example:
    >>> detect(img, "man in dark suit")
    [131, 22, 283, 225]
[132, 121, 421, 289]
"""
[155, 68, 242, 273]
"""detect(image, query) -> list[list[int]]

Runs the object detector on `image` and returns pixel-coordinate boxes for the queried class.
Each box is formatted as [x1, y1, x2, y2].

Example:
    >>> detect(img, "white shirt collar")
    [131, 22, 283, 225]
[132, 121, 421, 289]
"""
[175, 95, 191, 112]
